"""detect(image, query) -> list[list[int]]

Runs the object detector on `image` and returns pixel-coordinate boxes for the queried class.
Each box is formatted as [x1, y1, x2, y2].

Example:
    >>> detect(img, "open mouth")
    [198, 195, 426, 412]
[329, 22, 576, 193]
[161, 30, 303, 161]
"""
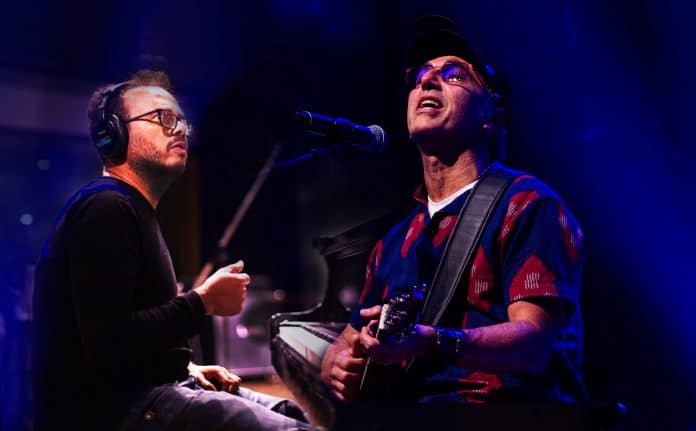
[417, 97, 443, 109]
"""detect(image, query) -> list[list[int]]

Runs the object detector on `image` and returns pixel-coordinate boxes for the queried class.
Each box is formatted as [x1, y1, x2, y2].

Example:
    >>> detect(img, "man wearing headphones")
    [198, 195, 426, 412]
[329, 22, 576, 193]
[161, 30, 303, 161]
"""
[33, 70, 313, 430]
[321, 16, 585, 409]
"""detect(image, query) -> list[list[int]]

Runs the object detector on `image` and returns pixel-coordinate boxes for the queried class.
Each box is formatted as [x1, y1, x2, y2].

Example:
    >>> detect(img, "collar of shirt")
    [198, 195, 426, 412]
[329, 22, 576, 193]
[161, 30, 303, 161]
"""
[427, 181, 478, 217]
[412, 183, 475, 223]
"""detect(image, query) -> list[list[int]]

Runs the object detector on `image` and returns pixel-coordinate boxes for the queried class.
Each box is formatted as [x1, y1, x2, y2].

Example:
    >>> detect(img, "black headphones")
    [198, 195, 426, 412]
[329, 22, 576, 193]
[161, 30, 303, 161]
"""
[90, 81, 132, 165]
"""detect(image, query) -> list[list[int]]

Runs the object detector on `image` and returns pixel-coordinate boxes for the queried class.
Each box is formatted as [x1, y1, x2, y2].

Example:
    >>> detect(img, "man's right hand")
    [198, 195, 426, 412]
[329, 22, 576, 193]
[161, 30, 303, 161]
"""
[194, 260, 250, 316]
[320, 326, 366, 403]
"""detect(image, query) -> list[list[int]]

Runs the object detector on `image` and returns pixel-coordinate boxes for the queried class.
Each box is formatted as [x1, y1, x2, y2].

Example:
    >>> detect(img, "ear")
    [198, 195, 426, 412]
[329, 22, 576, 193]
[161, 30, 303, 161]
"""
[492, 104, 508, 129]
[479, 109, 495, 132]
[489, 103, 509, 160]
[479, 92, 497, 131]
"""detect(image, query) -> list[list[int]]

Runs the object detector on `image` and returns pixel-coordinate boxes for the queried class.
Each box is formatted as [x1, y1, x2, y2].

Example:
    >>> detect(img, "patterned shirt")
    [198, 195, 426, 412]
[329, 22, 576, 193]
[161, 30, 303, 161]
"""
[349, 163, 584, 402]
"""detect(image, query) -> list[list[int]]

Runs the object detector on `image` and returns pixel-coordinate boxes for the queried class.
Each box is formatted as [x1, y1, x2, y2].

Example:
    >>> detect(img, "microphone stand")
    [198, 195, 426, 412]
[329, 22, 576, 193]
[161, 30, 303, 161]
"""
[193, 136, 345, 287]
[188, 135, 357, 364]
[192, 141, 285, 288]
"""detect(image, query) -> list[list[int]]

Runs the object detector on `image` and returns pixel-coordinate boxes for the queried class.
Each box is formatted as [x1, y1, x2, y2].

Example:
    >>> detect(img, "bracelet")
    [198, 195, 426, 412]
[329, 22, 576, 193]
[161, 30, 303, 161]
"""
[434, 327, 466, 355]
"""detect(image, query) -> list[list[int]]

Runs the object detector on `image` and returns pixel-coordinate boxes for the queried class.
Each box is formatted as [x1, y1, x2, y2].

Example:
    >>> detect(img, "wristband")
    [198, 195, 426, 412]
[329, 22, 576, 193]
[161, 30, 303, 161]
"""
[434, 327, 466, 355]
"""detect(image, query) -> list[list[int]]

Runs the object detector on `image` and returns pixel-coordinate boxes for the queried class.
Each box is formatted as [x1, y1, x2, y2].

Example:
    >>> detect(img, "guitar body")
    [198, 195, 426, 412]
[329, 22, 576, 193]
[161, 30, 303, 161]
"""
[358, 362, 406, 401]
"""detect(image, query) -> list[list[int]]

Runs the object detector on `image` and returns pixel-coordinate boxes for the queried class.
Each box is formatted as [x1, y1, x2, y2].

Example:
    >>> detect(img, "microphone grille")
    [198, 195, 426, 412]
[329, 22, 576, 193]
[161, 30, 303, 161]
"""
[367, 125, 387, 153]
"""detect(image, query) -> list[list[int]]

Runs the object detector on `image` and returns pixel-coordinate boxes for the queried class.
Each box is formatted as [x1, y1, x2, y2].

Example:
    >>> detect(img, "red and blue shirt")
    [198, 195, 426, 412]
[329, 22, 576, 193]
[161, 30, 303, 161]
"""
[349, 163, 584, 402]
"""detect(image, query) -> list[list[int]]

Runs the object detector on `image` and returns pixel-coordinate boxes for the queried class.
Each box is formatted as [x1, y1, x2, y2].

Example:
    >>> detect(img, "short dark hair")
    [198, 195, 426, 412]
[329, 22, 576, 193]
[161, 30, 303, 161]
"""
[87, 69, 173, 124]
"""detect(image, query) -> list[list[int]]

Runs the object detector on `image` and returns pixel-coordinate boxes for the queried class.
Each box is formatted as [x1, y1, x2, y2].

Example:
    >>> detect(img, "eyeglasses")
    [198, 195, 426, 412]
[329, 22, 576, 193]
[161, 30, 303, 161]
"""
[125, 109, 193, 135]
[405, 61, 481, 90]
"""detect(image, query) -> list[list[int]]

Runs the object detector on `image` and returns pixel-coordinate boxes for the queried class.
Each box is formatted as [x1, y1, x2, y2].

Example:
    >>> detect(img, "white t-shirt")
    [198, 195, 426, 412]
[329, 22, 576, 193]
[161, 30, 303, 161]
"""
[427, 181, 478, 217]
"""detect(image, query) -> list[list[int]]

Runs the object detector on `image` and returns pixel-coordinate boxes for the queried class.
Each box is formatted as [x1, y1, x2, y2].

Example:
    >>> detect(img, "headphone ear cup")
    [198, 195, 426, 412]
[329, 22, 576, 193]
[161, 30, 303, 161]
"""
[107, 112, 129, 163]
[91, 111, 128, 165]
[90, 81, 131, 165]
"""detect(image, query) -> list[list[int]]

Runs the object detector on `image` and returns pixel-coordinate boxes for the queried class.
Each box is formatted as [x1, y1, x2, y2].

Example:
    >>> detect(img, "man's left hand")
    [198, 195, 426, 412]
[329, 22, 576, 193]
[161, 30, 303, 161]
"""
[188, 363, 241, 393]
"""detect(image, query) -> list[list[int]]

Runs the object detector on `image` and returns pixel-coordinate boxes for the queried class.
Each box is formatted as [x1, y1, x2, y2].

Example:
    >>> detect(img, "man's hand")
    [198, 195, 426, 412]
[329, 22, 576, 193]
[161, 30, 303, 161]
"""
[359, 305, 435, 366]
[188, 362, 241, 393]
[194, 260, 250, 316]
[320, 326, 367, 403]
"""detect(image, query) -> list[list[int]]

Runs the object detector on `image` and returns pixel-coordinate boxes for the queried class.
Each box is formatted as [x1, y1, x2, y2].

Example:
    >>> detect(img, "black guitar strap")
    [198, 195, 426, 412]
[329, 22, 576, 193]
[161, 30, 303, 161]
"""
[417, 164, 518, 327]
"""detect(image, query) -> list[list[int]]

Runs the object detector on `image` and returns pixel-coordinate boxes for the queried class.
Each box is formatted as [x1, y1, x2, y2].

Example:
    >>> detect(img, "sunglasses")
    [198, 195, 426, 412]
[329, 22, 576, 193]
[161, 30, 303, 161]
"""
[405, 61, 481, 90]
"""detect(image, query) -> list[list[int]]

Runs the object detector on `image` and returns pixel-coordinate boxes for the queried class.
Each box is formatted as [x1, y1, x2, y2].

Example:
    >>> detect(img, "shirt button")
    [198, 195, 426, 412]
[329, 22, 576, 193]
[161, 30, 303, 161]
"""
[144, 411, 155, 421]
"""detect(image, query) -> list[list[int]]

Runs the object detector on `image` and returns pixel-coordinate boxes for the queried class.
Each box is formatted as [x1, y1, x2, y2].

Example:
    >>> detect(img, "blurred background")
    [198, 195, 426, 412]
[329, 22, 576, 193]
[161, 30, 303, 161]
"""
[1, 0, 694, 429]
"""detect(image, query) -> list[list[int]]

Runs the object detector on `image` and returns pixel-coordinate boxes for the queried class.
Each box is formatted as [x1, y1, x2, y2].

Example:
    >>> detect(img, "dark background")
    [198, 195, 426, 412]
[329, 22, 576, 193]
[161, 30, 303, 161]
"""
[1, 1, 694, 429]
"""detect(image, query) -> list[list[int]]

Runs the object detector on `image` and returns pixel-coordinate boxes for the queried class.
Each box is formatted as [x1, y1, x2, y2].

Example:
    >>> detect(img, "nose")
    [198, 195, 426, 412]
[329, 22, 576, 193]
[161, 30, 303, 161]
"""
[172, 120, 188, 136]
[419, 67, 442, 90]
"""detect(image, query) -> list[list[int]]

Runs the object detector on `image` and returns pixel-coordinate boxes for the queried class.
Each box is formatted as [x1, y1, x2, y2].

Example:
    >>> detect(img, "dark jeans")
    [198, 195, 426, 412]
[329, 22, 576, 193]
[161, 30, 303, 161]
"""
[118, 376, 315, 431]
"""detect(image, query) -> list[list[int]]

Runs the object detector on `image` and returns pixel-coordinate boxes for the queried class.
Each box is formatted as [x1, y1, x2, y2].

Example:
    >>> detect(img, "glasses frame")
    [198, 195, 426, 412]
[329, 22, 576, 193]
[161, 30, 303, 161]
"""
[405, 61, 487, 91]
[125, 108, 192, 135]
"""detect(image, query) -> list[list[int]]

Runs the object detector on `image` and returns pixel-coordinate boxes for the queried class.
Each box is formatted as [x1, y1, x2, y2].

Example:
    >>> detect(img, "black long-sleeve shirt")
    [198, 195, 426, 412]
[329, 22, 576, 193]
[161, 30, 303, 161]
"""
[32, 177, 206, 429]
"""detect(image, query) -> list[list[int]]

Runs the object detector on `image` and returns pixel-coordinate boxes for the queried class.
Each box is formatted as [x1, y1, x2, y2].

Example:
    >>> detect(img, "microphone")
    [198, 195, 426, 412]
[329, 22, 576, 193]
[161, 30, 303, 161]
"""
[295, 111, 386, 153]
